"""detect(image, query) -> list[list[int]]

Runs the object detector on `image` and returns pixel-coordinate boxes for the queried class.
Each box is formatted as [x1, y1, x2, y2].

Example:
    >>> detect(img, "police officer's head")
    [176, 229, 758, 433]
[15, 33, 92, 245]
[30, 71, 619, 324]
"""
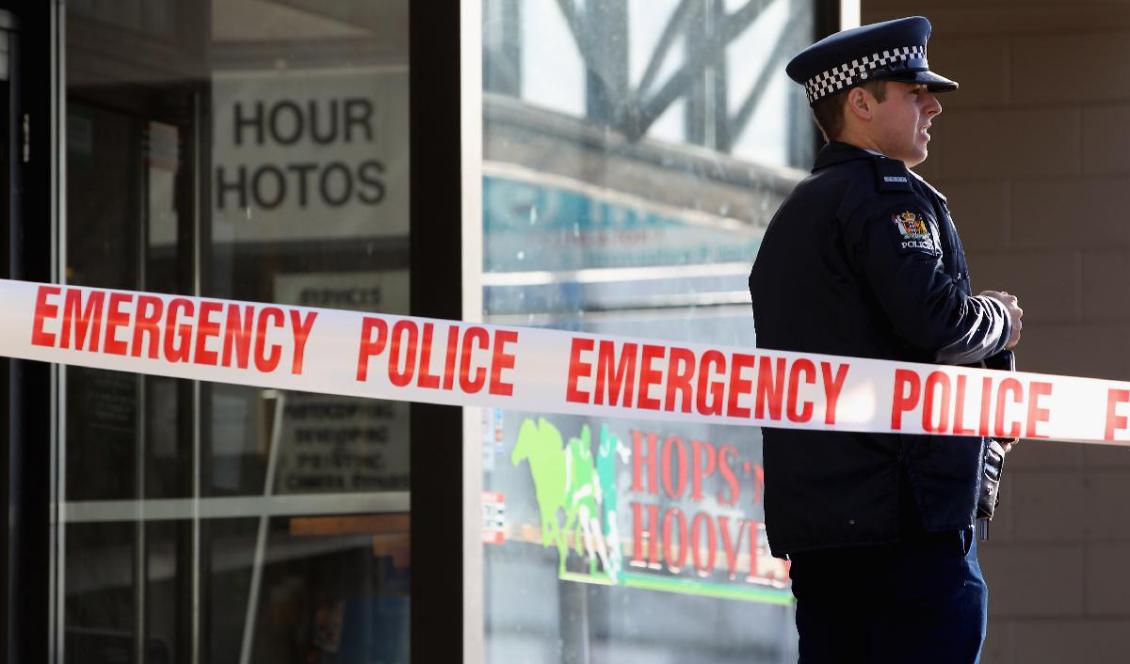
[786, 17, 958, 167]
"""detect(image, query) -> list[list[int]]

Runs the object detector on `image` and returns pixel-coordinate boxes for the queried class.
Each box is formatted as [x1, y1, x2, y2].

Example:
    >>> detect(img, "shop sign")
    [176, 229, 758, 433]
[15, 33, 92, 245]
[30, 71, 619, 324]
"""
[211, 67, 409, 242]
[270, 271, 410, 494]
[503, 413, 792, 604]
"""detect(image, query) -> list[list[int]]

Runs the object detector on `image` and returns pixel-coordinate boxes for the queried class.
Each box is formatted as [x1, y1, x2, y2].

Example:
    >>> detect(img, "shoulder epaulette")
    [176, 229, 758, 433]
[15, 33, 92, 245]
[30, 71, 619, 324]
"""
[873, 156, 913, 193]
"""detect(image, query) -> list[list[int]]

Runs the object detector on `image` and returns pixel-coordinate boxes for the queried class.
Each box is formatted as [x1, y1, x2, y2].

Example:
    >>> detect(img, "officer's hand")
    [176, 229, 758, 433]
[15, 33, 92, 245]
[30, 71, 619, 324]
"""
[980, 290, 1023, 349]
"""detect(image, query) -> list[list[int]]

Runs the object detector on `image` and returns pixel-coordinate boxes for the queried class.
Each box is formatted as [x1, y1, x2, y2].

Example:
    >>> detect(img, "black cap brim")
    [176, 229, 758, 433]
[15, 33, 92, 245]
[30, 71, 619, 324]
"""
[881, 69, 959, 93]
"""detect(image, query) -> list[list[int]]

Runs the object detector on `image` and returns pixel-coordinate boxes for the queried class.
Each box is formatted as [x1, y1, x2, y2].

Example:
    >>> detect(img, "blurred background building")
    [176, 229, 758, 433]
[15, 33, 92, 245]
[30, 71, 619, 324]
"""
[0, 1, 1127, 663]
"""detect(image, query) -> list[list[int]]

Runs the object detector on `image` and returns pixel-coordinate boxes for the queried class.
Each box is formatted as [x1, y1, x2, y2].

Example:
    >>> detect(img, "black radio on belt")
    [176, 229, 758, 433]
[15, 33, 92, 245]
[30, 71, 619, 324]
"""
[977, 350, 1016, 524]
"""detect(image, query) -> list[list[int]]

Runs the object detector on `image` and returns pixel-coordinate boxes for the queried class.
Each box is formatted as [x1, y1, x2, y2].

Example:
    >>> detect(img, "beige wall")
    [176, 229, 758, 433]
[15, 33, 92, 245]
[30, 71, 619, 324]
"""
[862, 2, 1130, 662]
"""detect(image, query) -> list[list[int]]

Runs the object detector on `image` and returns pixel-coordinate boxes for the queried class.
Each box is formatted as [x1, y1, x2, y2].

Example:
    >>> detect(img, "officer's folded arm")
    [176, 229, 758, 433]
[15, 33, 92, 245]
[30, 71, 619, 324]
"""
[843, 203, 1013, 365]
[934, 295, 1013, 364]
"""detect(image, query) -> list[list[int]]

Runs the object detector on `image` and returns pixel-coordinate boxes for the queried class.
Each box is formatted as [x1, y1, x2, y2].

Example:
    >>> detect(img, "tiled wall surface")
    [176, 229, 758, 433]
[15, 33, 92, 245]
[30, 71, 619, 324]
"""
[862, 2, 1130, 661]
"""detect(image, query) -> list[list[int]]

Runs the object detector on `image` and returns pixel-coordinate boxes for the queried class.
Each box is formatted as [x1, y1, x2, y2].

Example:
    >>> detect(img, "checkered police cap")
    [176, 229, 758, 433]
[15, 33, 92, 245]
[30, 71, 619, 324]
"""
[786, 17, 958, 105]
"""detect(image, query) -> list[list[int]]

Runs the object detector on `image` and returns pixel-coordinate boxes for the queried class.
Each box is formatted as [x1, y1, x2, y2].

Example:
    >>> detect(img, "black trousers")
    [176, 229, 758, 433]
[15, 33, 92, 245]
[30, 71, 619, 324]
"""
[788, 528, 987, 664]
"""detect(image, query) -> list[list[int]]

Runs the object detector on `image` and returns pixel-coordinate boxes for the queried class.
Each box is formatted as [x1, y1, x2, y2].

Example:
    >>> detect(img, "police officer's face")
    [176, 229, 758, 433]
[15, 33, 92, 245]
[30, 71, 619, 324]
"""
[872, 82, 942, 167]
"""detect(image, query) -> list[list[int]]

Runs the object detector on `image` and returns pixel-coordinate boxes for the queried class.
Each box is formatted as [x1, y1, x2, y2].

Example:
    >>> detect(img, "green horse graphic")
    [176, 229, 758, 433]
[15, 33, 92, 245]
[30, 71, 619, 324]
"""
[564, 424, 610, 576]
[512, 418, 610, 576]
[511, 418, 570, 572]
[596, 425, 627, 581]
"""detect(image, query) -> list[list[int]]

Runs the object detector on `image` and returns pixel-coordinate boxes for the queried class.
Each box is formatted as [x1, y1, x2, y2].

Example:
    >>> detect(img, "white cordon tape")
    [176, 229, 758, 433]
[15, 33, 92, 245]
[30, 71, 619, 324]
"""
[2, 278, 1127, 446]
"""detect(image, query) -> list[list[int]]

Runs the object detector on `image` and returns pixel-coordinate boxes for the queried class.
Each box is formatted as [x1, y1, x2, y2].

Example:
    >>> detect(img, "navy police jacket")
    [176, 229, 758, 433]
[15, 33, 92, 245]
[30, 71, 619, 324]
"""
[748, 141, 1012, 557]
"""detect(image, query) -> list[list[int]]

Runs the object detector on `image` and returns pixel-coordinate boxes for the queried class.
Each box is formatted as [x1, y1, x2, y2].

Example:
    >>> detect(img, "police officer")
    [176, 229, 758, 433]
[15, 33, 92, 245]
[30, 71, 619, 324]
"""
[748, 16, 1023, 664]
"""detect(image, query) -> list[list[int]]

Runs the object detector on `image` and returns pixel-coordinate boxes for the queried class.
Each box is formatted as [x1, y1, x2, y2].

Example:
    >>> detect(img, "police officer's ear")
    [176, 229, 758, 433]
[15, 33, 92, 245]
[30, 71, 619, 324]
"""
[845, 86, 876, 122]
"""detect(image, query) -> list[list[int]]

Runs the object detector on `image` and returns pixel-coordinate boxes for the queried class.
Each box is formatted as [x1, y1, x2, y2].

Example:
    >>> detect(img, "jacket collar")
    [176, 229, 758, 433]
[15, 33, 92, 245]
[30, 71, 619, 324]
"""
[813, 140, 901, 172]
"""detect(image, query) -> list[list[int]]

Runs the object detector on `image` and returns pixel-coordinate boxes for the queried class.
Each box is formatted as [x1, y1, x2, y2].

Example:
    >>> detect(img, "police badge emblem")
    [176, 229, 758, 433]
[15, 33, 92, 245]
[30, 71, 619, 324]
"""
[892, 210, 937, 253]
[893, 210, 929, 240]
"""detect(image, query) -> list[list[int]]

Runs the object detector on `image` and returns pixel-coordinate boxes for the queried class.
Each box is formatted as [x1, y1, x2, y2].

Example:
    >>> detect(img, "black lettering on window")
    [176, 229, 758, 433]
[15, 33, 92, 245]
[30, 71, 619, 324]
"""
[215, 165, 248, 210]
[320, 161, 353, 207]
[286, 162, 318, 207]
[233, 101, 264, 146]
[309, 99, 339, 145]
[252, 165, 287, 209]
[357, 160, 385, 204]
[269, 100, 304, 145]
[344, 98, 375, 143]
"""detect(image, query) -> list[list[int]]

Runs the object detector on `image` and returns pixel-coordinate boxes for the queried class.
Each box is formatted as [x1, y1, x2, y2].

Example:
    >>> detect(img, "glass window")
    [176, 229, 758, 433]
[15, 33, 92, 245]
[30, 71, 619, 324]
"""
[60, 0, 410, 661]
[480, 0, 817, 660]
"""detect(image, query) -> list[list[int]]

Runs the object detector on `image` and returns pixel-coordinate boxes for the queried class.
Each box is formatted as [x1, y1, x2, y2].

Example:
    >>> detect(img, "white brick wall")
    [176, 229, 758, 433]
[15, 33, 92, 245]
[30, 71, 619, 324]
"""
[860, 4, 1130, 661]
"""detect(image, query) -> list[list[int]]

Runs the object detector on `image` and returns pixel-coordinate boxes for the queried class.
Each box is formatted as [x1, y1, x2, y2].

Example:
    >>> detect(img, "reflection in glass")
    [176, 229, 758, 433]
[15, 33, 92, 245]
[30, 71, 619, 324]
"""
[482, 0, 815, 660]
[64, 522, 137, 664]
[241, 515, 410, 664]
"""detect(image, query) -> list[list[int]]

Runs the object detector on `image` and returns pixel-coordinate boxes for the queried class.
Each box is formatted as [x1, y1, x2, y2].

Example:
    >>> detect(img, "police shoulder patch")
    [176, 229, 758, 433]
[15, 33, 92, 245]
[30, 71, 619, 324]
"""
[890, 209, 940, 255]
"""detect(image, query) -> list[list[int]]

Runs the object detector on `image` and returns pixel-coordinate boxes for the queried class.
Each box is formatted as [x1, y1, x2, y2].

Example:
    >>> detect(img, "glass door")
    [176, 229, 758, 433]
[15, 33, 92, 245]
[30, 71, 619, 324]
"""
[58, 2, 412, 662]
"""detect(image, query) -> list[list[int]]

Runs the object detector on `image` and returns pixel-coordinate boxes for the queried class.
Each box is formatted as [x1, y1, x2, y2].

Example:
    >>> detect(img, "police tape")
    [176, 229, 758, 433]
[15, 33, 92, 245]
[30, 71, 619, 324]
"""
[1, 277, 1127, 445]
